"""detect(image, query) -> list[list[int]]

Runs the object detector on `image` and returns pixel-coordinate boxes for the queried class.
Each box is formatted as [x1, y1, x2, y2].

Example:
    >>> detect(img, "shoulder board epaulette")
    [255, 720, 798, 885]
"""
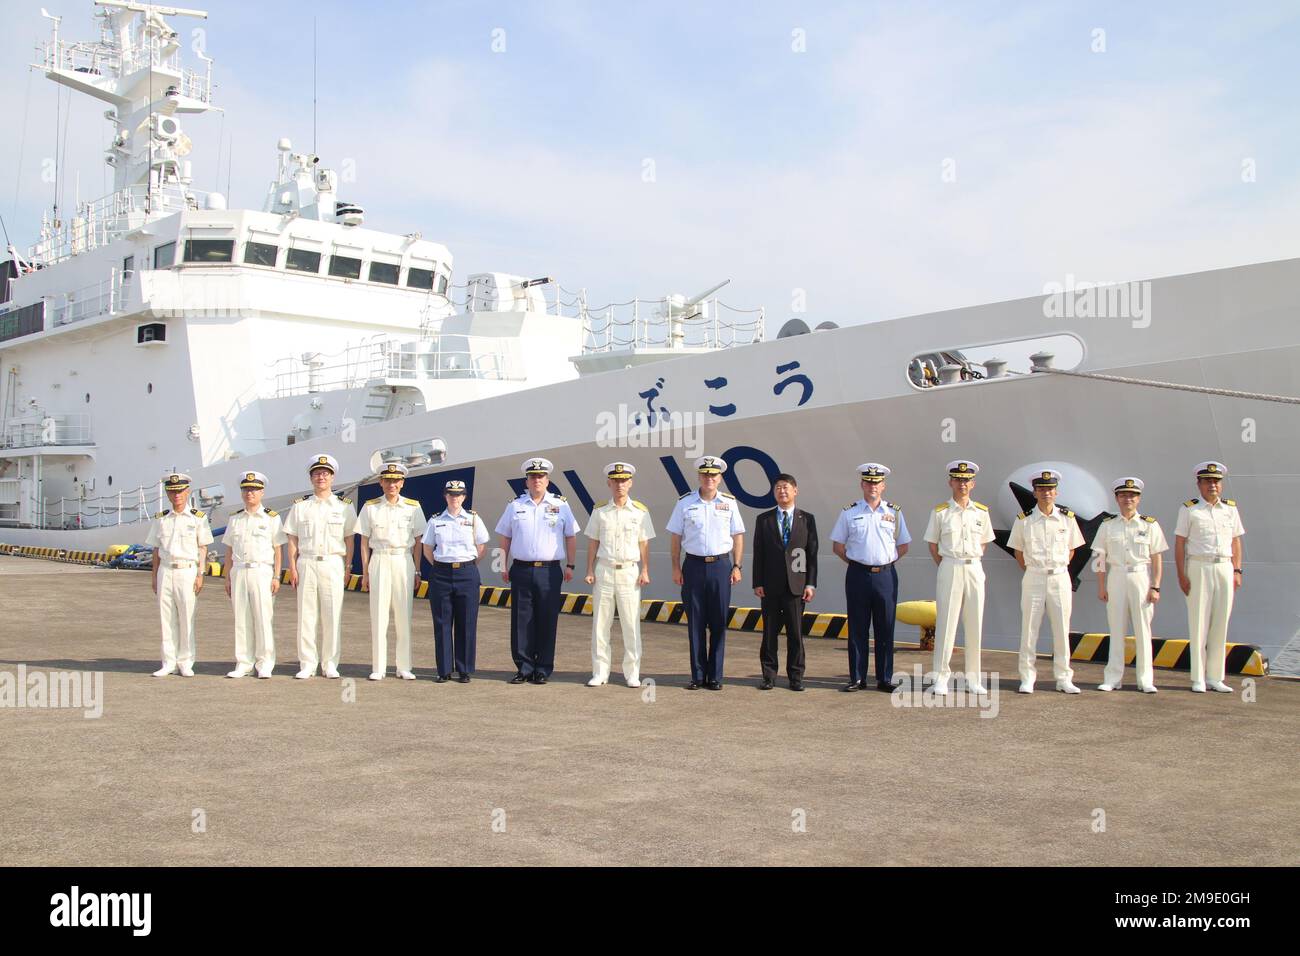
[155, 510, 168, 519]
[721, 491, 736, 499]
[336, 493, 352, 504]
[1224, 499, 1236, 506]
[595, 499, 608, 509]
[934, 502, 949, 512]
[631, 499, 648, 512]
[843, 502, 856, 510]
[231, 508, 244, 516]
[973, 501, 989, 512]
[1142, 515, 1156, 523]
[265, 508, 278, 517]
[1184, 498, 1199, 507]
[301, 493, 313, 501]
[191, 508, 205, 517]
[552, 494, 567, 502]
[1018, 510, 1032, 519]
[466, 509, 476, 515]
[401, 497, 419, 505]
[1059, 507, 1074, 517]
[679, 491, 692, 500]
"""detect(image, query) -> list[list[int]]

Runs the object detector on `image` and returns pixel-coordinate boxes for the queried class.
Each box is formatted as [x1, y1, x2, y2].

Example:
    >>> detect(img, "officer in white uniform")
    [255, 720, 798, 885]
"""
[283, 454, 358, 679]
[666, 455, 746, 690]
[222, 471, 285, 679]
[831, 463, 911, 692]
[494, 458, 580, 684]
[146, 472, 214, 677]
[357, 461, 426, 681]
[1007, 469, 1087, 694]
[923, 460, 995, 695]
[584, 462, 655, 688]
[1174, 461, 1245, 693]
[422, 479, 490, 682]
[1093, 477, 1168, 693]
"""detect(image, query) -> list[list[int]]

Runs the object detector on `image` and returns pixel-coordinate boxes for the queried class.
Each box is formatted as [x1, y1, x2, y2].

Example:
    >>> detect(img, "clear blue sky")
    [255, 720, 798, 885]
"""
[3, 0, 1298, 330]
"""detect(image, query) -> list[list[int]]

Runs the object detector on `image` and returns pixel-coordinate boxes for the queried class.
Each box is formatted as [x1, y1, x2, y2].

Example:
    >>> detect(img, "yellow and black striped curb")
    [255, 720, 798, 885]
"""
[0, 543, 110, 565]
[1068, 632, 1267, 677]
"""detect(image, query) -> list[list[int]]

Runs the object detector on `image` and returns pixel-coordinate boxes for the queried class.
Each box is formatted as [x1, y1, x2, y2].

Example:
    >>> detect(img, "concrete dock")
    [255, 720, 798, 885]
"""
[1, 555, 1295, 866]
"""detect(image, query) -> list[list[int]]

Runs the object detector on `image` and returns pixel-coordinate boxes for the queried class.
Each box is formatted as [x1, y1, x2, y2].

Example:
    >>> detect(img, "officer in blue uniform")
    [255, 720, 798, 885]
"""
[494, 457, 580, 684]
[666, 455, 746, 690]
[831, 463, 911, 692]
[422, 479, 490, 683]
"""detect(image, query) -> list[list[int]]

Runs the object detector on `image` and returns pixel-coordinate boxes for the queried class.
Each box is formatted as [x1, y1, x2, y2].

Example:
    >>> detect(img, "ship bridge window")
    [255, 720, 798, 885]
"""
[368, 261, 399, 285]
[328, 254, 363, 279]
[437, 273, 449, 295]
[244, 241, 278, 267]
[907, 334, 1084, 390]
[153, 242, 176, 269]
[407, 267, 435, 291]
[184, 239, 234, 263]
[286, 248, 322, 273]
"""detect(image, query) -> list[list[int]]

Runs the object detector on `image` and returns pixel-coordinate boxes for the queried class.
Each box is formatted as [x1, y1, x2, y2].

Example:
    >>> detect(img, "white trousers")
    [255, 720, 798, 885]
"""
[369, 552, 414, 674]
[1187, 560, 1234, 685]
[590, 561, 642, 682]
[1102, 566, 1154, 688]
[298, 556, 346, 672]
[233, 565, 276, 670]
[158, 565, 199, 668]
[1018, 569, 1073, 685]
[932, 558, 985, 684]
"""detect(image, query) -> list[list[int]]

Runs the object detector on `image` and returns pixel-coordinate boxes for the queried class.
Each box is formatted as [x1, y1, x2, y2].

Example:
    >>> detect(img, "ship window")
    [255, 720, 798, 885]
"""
[244, 241, 278, 267]
[184, 239, 234, 263]
[286, 249, 322, 273]
[147, 383, 153, 394]
[154, 242, 176, 269]
[328, 254, 362, 279]
[122, 255, 134, 277]
[437, 273, 449, 296]
[108, 476, 113, 487]
[85, 393, 90, 403]
[137, 323, 166, 344]
[368, 262, 399, 285]
[407, 267, 435, 290]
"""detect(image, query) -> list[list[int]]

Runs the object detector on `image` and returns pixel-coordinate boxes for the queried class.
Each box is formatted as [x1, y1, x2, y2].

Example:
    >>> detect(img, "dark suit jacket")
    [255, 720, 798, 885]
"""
[752, 508, 818, 597]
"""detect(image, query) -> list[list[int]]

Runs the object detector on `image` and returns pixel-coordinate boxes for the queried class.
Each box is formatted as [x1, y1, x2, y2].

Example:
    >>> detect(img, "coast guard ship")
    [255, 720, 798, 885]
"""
[3, 2, 1297, 672]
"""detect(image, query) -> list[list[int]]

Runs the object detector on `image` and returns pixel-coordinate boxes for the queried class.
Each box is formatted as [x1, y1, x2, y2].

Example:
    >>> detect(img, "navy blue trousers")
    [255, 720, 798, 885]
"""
[510, 560, 562, 677]
[846, 562, 898, 684]
[682, 556, 731, 683]
[430, 561, 480, 676]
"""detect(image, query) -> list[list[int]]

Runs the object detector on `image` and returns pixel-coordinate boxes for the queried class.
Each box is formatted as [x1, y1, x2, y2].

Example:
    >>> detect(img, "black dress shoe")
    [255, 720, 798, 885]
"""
[433, 674, 448, 683]
[876, 681, 896, 693]
[858, 679, 869, 690]
[842, 681, 860, 692]
[531, 672, 548, 685]
[759, 678, 774, 690]
[686, 681, 701, 690]
[790, 681, 804, 692]
[457, 674, 471, 684]
[509, 673, 528, 684]
[705, 680, 722, 691]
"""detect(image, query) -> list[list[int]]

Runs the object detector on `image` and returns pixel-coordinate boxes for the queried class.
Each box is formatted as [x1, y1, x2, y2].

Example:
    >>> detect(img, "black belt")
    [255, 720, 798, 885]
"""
[851, 559, 896, 573]
[435, 561, 472, 569]
[686, 553, 731, 563]
[512, 559, 559, 567]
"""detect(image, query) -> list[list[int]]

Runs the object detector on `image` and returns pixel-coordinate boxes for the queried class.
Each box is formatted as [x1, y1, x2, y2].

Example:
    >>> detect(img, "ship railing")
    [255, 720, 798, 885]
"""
[1, 413, 94, 449]
[46, 271, 133, 329]
[36, 36, 122, 78]
[9, 483, 168, 531]
[28, 184, 208, 266]
[270, 336, 528, 397]
[575, 297, 766, 352]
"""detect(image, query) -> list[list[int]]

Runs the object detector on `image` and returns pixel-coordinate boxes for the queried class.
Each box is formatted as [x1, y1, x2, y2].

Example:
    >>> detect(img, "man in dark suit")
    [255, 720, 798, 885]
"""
[752, 473, 818, 691]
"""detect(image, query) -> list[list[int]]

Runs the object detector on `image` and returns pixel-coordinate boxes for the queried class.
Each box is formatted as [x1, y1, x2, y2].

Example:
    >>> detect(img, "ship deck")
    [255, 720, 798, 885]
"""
[1, 555, 1295, 867]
